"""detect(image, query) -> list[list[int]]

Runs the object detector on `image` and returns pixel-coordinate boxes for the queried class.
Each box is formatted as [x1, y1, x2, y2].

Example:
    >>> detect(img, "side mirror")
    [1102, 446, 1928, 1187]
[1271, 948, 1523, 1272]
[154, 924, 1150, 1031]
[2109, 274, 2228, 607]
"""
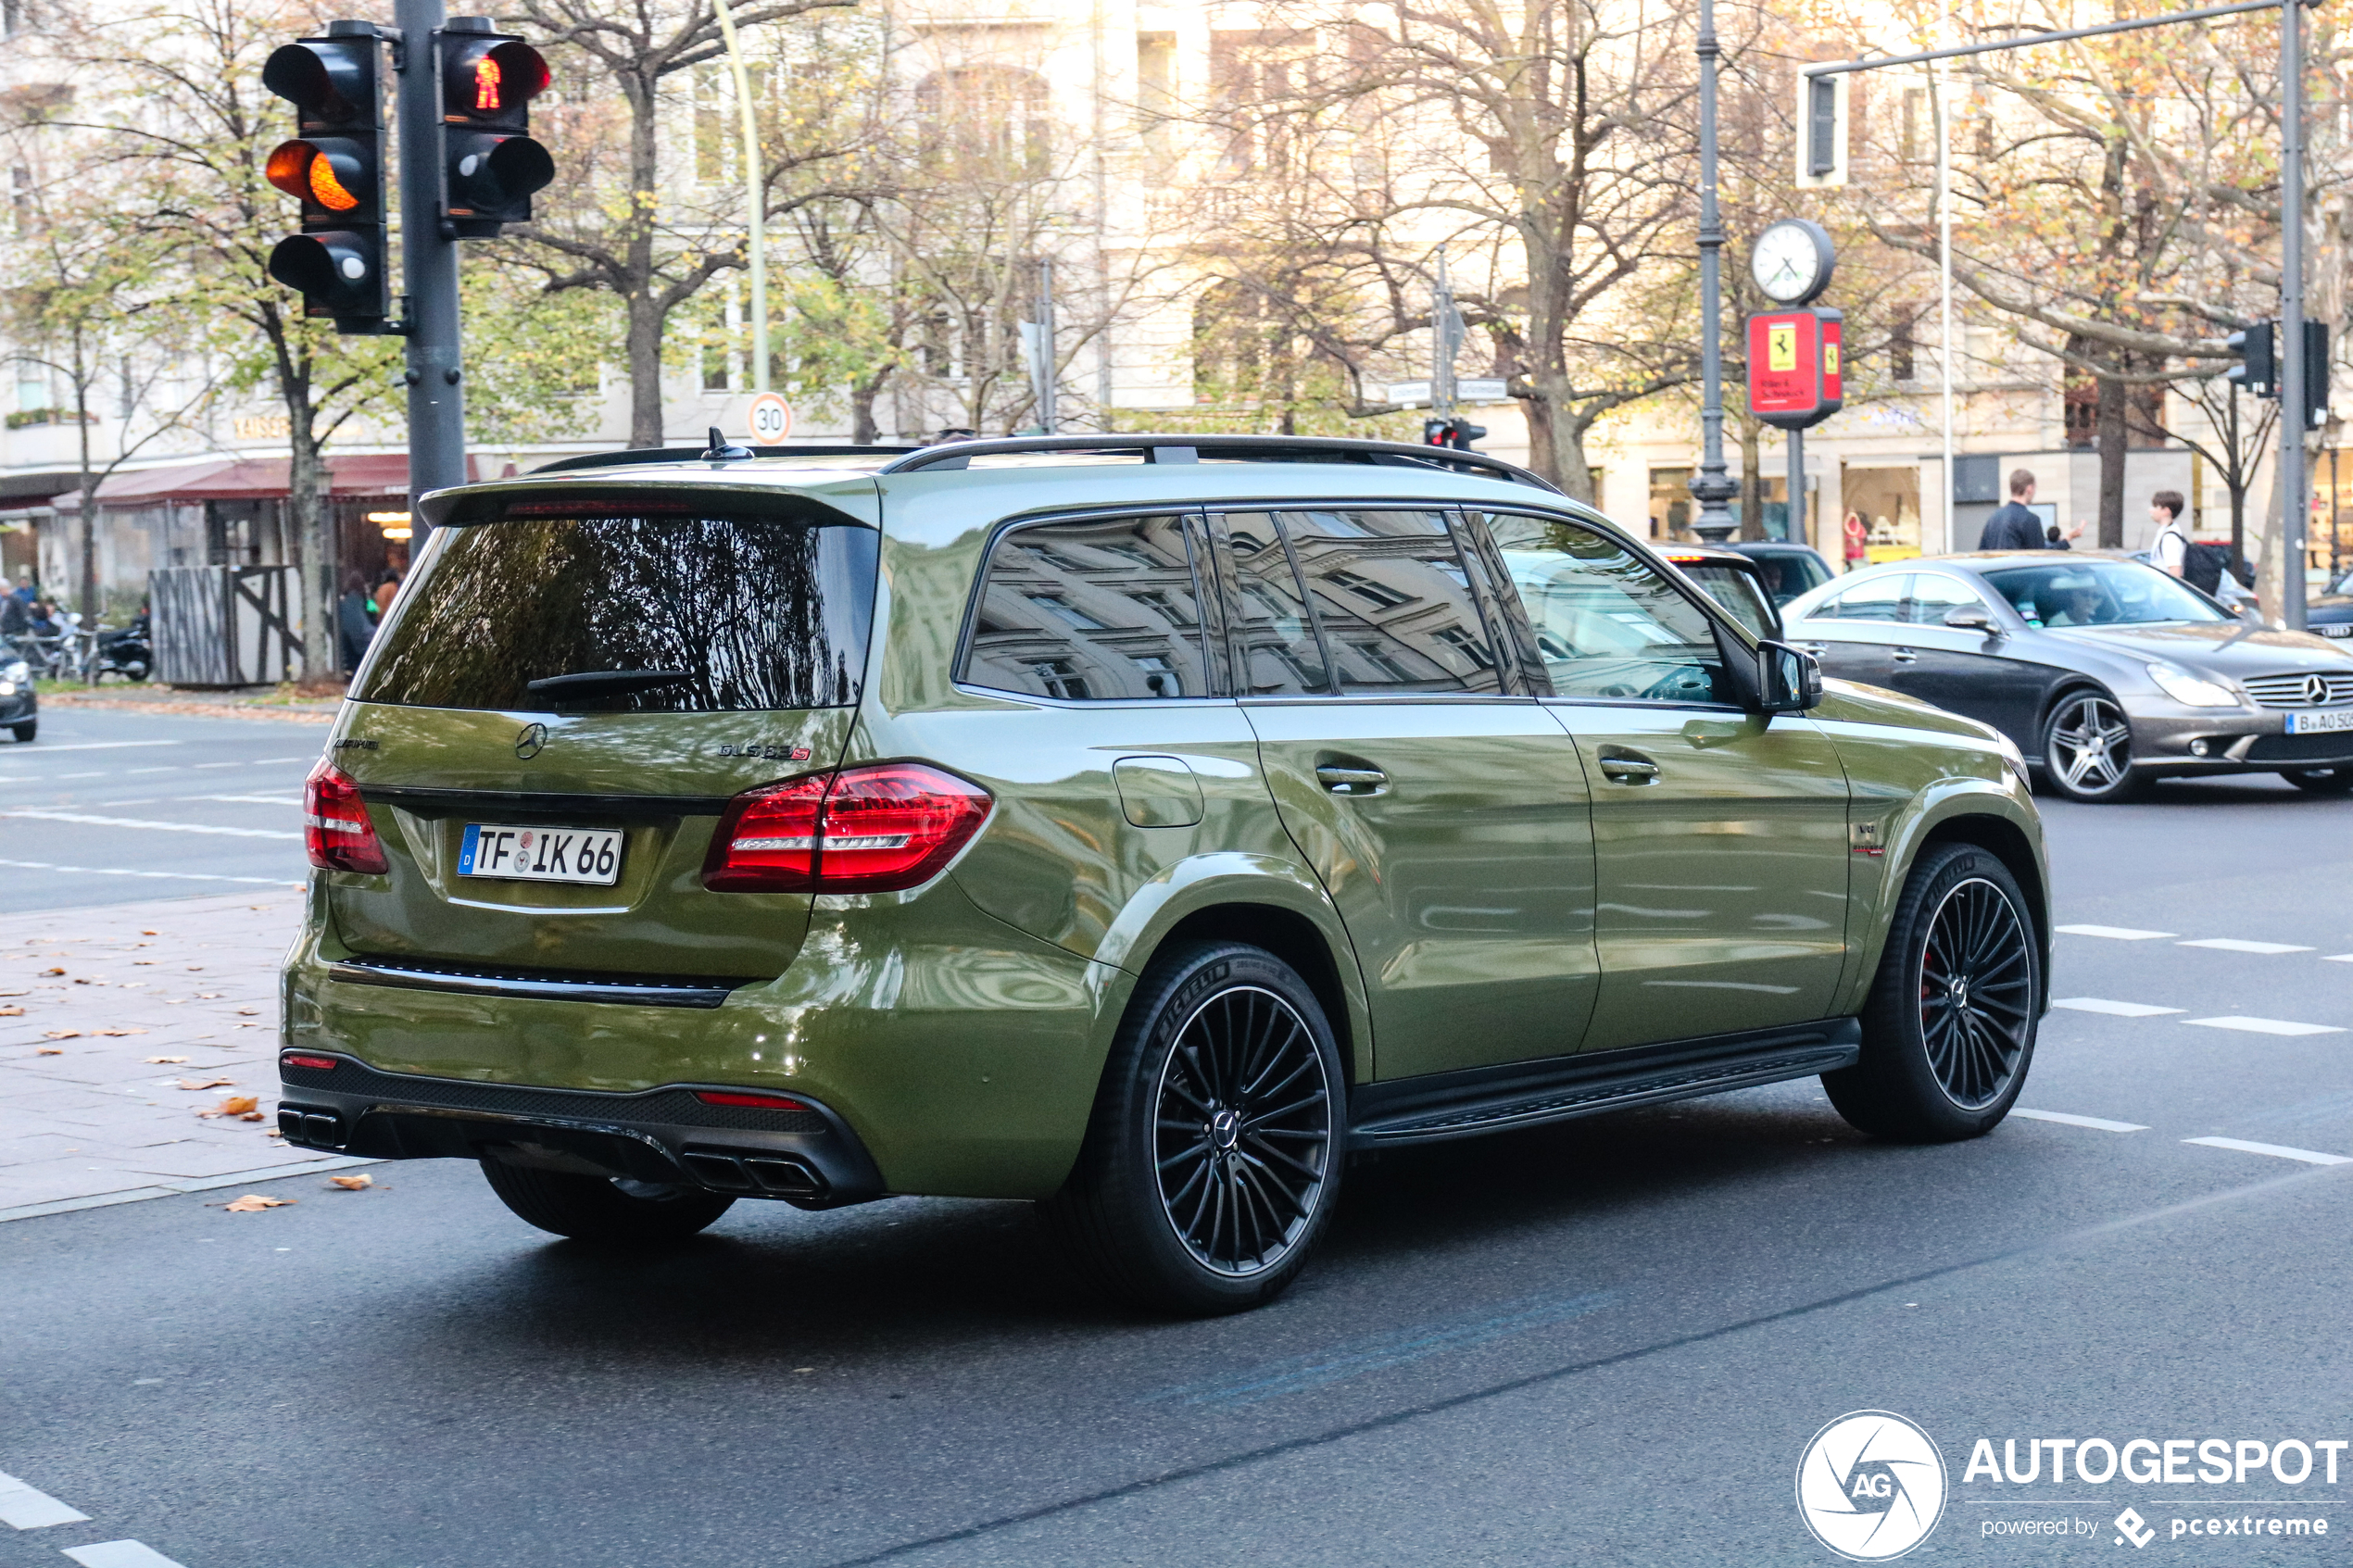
[1755, 639, 1823, 712]
[1944, 605, 1997, 633]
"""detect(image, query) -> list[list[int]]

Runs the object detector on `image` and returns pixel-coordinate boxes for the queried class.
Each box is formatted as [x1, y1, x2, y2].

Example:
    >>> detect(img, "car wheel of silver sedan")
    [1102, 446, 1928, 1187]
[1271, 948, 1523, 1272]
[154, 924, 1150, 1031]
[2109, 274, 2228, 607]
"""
[2040, 691, 2143, 803]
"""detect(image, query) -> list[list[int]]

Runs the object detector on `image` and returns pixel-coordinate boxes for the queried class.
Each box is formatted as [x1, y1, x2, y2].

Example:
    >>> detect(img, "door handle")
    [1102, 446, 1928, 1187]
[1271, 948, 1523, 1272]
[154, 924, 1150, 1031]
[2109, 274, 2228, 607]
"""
[1890, 647, 1919, 664]
[1315, 764, 1388, 796]
[1597, 750, 1660, 784]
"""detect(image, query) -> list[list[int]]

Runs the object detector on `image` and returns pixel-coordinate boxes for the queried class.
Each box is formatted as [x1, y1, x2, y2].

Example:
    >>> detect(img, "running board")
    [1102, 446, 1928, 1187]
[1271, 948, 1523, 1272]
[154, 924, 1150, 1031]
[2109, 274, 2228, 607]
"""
[1349, 1020, 1862, 1148]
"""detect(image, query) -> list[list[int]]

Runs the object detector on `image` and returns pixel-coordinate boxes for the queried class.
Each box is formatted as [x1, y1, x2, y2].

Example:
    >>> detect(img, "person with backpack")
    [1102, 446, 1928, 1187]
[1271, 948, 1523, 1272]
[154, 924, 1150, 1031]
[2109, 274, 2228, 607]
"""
[2147, 490, 2191, 578]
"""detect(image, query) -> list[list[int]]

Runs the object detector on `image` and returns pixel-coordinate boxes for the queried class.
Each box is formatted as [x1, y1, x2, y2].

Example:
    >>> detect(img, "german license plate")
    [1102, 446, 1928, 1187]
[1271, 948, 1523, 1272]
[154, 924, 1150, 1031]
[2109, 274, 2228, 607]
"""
[2285, 709, 2353, 734]
[459, 823, 623, 884]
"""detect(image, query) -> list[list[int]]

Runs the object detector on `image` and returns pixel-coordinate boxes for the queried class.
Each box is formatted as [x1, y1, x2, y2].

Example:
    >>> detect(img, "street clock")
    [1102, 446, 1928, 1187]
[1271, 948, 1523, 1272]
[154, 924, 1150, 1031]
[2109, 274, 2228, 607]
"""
[1751, 218, 1836, 307]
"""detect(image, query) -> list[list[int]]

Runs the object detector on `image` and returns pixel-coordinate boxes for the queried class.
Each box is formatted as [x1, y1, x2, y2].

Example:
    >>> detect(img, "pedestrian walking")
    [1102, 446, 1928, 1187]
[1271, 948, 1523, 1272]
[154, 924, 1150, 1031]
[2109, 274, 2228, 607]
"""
[1977, 470, 2082, 551]
[2147, 489, 2190, 578]
[1842, 510, 1869, 572]
[336, 569, 375, 672]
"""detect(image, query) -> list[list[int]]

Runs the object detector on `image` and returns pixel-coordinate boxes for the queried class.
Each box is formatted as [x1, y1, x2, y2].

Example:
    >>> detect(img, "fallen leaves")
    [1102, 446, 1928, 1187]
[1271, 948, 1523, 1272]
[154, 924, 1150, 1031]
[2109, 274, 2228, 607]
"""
[96, 1027, 148, 1037]
[0, 1006, 23, 1016]
[35, 1047, 60, 1055]
[196, 1095, 259, 1119]
[145, 1055, 189, 1064]
[43, 1029, 79, 1040]
[39, 967, 62, 976]
[175, 1076, 235, 1091]
[140, 930, 157, 936]
[195, 992, 220, 1000]
[235, 1008, 259, 1017]
[328, 1174, 372, 1190]
[218, 1193, 293, 1211]
[239, 1110, 265, 1123]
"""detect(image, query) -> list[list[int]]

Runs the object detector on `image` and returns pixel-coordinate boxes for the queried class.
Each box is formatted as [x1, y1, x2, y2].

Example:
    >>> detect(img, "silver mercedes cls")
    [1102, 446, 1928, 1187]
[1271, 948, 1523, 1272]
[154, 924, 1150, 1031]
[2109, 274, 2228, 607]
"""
[1781, 553, 2353, 801]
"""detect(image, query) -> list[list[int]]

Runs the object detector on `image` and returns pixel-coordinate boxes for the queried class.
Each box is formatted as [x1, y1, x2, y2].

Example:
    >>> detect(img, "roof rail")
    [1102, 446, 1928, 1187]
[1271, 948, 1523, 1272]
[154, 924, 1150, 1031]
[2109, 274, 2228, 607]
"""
[874, 433, 1561, 492]
[532, 442, 923, 476]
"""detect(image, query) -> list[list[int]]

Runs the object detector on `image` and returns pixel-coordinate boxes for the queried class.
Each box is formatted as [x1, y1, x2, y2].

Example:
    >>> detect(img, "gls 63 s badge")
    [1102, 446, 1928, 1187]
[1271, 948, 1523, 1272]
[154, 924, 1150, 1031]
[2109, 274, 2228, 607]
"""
[1797, 1411, 1948, 1561]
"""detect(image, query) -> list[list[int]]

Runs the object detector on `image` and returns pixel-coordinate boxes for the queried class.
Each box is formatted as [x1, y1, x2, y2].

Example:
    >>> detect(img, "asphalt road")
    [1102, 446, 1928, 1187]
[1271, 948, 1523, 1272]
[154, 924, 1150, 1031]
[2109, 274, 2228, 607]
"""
[0, 707, 318, 912]
[3, 733, 2351, 1568]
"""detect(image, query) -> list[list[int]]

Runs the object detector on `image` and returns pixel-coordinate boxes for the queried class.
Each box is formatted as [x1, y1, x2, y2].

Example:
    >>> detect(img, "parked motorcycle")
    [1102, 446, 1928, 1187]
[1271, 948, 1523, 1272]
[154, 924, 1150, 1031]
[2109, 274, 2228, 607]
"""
[94, 612, 152, 682]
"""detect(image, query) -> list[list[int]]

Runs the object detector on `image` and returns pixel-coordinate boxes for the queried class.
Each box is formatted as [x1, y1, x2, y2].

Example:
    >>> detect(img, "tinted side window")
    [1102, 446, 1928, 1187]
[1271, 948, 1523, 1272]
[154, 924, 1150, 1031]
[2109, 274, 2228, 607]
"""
[1904, 573, 1985, 624]
[1217, 511, 1330, 696]
[1481, 514, 1729, 704]
[358, 514, 876, 713]
[1820, 574, 1910, 622]
[961, 515, 1209, 701]
[1279, 509, 1503, 695]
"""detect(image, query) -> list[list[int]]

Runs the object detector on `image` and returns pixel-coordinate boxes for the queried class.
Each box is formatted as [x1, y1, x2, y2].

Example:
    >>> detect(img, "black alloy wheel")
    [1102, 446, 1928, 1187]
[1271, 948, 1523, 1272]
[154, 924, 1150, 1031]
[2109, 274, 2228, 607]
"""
[1046, 941, 1344, 1315]
[2041, 691, 2142, 802]
[1151, 984, 1334, 1277]
[1825, 842, 2041, 1142]
[1916, 875, 2037, 1110]
[2281, 766, 2353, 795]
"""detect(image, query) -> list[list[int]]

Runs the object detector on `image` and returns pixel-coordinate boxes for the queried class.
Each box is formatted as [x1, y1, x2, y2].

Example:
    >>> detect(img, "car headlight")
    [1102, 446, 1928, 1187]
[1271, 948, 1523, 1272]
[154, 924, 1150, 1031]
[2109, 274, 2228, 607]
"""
[2146, 660, 2239, 708]
[1, 661, 27, 684]
[1993, 730, 2032, 788]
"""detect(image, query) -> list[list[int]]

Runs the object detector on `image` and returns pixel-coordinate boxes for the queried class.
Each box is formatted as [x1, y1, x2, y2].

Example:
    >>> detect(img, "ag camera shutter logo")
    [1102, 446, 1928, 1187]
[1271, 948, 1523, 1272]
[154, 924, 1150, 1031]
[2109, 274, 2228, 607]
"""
[1796, 1411, 1948, 1560]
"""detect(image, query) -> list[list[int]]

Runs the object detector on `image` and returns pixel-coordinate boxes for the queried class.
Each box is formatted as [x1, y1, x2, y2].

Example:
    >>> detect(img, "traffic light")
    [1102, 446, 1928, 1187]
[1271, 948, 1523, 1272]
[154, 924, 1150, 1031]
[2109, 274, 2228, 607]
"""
[1423, 417, 1452, 445]
[262, 24, 390, 331]
[436, 23, 553, 237]
[2226, 321, 2276, 398]
[2303, 320, 2330, 427]
[1421, 417, 1486, 450]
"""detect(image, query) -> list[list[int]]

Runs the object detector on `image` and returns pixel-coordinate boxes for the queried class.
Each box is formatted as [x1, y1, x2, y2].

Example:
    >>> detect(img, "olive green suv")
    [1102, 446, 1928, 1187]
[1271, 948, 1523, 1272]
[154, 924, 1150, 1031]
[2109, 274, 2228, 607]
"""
[282, 434, 2049, 1314]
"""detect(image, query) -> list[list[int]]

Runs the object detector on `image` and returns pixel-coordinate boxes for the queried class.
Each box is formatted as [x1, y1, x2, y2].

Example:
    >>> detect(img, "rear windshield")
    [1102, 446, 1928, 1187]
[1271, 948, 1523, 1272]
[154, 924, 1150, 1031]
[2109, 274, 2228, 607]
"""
[356, 514, 878, 712]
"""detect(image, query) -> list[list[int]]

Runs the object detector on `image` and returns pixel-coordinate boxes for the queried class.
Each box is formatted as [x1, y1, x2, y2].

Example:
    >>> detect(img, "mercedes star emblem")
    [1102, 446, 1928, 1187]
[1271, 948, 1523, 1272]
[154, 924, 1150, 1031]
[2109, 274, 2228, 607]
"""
[514, 722, 548, 760]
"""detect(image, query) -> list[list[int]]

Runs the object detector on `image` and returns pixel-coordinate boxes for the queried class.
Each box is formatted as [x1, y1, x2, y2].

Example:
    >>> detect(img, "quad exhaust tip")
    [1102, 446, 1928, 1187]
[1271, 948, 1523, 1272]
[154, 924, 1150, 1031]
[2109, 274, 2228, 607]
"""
[680, 1148, 827, 1198]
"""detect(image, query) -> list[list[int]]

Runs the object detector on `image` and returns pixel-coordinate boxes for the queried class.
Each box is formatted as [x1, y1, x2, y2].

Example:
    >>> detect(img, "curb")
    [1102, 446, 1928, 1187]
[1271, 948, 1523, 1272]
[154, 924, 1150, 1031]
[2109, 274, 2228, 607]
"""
[0, 1155, 381, 1223]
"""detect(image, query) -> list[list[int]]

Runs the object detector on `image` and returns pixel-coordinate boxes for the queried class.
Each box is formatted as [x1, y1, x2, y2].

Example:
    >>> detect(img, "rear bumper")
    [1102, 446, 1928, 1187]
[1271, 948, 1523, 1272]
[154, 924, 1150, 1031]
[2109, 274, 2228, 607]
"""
[276, 1051, 887, 1209]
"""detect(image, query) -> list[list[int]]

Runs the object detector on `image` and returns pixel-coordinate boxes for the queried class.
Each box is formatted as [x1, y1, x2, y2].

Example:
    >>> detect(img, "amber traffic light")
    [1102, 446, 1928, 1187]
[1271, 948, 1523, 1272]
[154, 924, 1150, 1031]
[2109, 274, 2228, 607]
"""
[261, 26, 389, 331]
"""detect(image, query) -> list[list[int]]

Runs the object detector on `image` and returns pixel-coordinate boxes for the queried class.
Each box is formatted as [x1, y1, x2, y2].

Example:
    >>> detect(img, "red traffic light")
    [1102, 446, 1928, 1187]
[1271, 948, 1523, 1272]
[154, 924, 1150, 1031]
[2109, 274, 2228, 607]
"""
[442, 39, 548, 116]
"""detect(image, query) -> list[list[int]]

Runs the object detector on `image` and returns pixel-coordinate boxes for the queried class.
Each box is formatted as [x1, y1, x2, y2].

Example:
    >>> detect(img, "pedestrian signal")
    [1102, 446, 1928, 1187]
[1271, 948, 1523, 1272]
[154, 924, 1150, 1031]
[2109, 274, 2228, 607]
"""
[436, 22, 553, 236]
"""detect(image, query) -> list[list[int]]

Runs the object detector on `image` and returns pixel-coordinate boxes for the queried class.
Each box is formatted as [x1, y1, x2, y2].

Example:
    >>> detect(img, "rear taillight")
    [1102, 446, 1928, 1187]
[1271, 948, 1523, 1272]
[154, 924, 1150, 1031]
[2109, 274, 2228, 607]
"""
[693, 1090, 813, 1110]
[703, 762, 991, 894]
[304, 759, 388, 873]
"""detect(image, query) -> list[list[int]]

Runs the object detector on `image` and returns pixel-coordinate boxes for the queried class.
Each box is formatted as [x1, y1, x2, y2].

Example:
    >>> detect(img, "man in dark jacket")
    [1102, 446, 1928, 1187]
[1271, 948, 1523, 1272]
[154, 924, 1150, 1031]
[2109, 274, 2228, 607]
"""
[1978, 469, 2054, 550]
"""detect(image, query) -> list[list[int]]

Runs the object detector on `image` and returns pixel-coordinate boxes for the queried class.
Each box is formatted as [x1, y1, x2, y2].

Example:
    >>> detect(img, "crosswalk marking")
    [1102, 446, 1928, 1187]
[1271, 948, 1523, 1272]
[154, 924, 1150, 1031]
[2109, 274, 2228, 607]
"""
[2052, 997, 2185, 1018]
[2183, 1136, 2352, 1166]
[0, 1471, 88, 1529]
[2183, 1016, 2345, 1037]
[2056, 923, 2176, 940]
[62, 1541, 190, 1568]
[2177, 938, 2315, 955]
[2012, 1109, 2148, 1132]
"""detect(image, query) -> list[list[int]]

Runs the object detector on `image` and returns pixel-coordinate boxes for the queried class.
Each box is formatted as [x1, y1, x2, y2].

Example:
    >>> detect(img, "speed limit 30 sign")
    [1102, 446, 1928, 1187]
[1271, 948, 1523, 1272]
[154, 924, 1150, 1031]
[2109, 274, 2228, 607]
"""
[747, 393, 792, 444]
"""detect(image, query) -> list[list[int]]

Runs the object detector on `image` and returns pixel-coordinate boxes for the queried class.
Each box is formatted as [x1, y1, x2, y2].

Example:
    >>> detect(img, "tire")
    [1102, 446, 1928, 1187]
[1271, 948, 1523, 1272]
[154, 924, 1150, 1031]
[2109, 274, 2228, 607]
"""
[2281, 766, 2353, 795]
[478, 1158, 734, 1242]
[1043, 941, 1345, 1316]
[11, 721, 33, 744]
[1824, 842, 2041, 1143]
[2039, 690, 2142, 802]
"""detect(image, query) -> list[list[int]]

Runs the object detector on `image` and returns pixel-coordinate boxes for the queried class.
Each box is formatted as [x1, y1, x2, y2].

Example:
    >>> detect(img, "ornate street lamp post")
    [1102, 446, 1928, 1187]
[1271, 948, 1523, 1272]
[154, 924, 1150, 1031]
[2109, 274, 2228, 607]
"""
[1690, 0, 1741, 543]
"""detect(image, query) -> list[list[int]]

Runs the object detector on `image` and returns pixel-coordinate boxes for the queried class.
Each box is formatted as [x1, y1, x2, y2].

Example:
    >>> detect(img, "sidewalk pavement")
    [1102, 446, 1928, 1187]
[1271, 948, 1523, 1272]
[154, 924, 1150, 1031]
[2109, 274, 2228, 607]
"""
[40, 685, 338, 724]
[0, 890, 371, 1223]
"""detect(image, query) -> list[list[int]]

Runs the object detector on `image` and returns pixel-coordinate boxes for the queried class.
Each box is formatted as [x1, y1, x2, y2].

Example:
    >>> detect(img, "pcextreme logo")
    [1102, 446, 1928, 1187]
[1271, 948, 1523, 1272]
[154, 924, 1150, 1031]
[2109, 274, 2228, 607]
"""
[1797, 1411, 1950, 1561]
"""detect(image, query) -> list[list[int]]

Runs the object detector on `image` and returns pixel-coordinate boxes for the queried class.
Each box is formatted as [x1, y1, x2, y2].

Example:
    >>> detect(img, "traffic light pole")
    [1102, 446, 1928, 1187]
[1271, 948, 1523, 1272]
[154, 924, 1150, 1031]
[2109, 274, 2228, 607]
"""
[396, 0, 467, 528]
[2280, 0, 2308, 630]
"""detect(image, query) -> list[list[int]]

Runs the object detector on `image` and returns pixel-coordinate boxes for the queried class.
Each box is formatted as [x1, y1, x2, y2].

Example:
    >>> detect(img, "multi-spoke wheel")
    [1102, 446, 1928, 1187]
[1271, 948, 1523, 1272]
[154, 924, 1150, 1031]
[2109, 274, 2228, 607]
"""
[2041, 690, 2141, 802]
[1916, 876, 2035, 1110]
[1046, 941, 1344, 1314]
[1825, 843, 2041, 1142]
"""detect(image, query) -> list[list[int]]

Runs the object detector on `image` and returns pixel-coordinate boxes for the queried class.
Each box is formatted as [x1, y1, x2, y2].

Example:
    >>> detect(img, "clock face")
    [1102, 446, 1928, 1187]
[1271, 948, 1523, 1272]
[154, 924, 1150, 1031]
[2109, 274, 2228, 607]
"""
[1752, 220, 1831, 304]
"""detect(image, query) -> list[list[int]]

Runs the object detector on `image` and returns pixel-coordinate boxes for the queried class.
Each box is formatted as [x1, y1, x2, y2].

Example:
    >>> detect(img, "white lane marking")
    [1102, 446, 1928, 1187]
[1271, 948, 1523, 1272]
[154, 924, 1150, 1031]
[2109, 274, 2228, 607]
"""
[9, 741, 180, 753]
[249, 757, 315, 764]
[2012, 1109, 2149, 1133]
[2052, 997, 2186, 1018]
[2183, 1016, 2346, 1036]
[0, 810, 298, 840]
[0, 1471, 89, 1528]
[122, 769, 174, 776]
[182, 795, 302, 807]
[2183, 1135, 2352, 1166]
[2177, 937, 2315, 954]
[2056, 923, 2177, 940]
[0, 858, 294, 886]
[2324, 954, 2353, 964]
[62, 1542, 191, 1568]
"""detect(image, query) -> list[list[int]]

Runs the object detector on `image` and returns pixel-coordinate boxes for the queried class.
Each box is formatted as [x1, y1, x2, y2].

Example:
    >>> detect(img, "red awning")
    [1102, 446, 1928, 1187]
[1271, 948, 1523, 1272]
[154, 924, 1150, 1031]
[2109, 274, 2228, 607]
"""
[54, 454, 490, 508]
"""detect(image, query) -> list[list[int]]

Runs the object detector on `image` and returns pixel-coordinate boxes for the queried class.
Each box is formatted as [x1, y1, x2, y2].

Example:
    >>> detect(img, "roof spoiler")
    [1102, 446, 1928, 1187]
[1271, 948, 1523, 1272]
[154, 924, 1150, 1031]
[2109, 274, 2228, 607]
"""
[876, 433, 1559, 491]
[532, 442, 923, 475]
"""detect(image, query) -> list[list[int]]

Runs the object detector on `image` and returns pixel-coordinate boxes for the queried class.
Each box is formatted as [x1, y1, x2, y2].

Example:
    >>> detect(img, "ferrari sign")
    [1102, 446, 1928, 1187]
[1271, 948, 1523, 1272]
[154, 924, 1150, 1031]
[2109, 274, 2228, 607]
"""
[1746, 307, 1843, 430]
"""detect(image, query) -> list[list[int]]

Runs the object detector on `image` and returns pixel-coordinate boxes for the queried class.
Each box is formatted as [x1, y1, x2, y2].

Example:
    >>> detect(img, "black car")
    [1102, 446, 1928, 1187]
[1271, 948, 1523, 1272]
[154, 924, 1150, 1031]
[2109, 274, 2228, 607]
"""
[1659, 544, 1782, 640]
[1782, 553, 2353, 801]
[2309, 568, 2353, 643]
[1730, 540, 1837, 607]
